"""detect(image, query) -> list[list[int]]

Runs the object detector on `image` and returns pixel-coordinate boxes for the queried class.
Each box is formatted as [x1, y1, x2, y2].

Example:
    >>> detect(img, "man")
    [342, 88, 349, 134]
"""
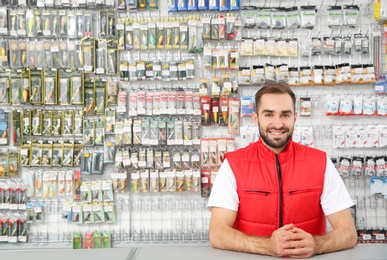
[207, 84, 357, 258]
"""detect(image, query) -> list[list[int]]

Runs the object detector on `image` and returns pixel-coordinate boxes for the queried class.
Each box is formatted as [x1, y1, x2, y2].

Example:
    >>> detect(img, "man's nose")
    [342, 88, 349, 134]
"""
[270, 116, 284, 128]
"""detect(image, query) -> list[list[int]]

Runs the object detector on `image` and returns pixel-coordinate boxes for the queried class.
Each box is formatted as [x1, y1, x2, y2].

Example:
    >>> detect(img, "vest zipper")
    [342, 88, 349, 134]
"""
[242, 190, 270, 195]
[275, 154, 283, 228]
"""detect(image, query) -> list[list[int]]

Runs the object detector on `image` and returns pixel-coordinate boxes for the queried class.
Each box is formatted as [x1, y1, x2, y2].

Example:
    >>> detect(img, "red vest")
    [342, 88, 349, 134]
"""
[225, 139, 326, 236]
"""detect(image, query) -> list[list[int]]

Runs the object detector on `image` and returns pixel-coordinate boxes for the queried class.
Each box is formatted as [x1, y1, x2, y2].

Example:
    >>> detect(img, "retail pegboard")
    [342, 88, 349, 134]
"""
[0, 0, 386, 250]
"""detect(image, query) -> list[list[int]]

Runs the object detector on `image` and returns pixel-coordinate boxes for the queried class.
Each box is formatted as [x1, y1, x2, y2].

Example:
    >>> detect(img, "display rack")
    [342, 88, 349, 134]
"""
[0, 0, 386, 250]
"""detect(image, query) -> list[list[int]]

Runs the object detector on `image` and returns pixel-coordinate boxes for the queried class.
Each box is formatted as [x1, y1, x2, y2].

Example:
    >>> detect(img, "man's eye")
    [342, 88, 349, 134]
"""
[265, 114, 272, 117]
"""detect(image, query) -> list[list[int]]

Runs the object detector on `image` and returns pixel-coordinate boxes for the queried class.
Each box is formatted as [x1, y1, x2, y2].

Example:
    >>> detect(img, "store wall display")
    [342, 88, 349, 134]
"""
[0, 0, 386, 249]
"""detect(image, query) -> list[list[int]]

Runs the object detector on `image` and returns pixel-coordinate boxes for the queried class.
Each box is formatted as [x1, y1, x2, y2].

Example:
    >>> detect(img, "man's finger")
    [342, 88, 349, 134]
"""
[280, 223, 295, 231]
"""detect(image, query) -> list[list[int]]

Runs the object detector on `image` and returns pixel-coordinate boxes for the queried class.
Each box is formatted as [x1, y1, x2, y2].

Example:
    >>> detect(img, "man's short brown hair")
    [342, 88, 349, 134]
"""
[255, 83, 296, 112]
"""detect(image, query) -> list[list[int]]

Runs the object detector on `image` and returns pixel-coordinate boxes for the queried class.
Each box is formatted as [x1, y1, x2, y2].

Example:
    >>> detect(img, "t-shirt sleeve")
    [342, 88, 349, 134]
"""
[207, 159, 239, 212]
[321, 156, 354, 216]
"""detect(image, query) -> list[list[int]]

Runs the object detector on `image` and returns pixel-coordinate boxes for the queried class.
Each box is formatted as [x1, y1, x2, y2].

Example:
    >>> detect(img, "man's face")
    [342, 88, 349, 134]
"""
[252, 93, 297, 153]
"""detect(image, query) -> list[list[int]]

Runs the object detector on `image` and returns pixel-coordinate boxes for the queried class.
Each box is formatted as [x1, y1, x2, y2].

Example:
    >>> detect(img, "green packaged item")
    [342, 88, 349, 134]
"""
[72, 232, 82, 249]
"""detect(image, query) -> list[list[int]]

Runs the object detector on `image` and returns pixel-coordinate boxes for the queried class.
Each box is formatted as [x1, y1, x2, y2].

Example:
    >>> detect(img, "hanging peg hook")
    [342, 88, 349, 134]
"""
[366, 0, 373, 10]
[319, 0, 324, 10]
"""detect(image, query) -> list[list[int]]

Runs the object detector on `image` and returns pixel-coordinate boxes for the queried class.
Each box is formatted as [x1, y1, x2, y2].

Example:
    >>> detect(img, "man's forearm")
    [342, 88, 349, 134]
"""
[209, 225, 272, 255]
[313, 225, 358, 255]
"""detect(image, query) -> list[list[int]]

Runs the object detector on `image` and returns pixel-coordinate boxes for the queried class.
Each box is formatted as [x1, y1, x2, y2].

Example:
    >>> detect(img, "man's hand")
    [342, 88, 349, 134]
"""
[268, 224, 313, 257]
[281, 226, 316, 258]
[272, 209, 357, 258]
[209, 207, 356, 258]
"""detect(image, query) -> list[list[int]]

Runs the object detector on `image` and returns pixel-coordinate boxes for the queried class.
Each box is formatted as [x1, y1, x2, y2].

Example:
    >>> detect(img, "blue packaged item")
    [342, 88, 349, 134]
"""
[219, 0, 229, 11]
[168, 0, 178, 12]
[188, 0, 198, 10]
[198, 0, 208, 10]
[209, 0, 219, 11]
[177, 0, 188, 11]
[374, 76, 387, 94]
[241, 95, 254, 117]
[229, 0, 239, 10]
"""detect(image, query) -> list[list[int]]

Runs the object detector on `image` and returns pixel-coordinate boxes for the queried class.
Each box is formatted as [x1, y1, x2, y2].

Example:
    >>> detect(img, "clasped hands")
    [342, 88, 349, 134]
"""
[268, 224, 316, 258]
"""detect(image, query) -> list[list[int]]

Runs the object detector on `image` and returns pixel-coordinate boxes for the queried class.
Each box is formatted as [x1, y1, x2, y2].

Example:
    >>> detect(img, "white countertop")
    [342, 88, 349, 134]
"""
[0, 244, 385, 260]
[132, 244, 387, 260]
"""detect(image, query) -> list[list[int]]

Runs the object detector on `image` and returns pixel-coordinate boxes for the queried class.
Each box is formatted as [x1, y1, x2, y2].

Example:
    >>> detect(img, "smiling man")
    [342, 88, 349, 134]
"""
[207, 84, 357, 258]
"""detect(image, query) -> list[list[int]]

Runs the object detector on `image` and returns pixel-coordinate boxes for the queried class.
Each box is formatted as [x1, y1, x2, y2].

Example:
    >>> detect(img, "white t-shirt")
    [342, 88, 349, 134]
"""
[207, 156, 354, 217]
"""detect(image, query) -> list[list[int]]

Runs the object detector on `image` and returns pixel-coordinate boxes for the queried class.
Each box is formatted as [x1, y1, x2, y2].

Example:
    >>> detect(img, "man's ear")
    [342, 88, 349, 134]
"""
[252, 112, 258, 125]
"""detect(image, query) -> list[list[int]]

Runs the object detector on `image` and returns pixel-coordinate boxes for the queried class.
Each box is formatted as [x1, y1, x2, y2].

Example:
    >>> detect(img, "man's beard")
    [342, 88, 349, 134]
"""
[258, 123, 293, 150]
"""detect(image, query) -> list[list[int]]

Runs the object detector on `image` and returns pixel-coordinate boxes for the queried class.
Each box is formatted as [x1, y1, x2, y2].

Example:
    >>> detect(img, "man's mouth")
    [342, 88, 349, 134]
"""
[270, 131, 283, 135]
[268, 129, 287, 136]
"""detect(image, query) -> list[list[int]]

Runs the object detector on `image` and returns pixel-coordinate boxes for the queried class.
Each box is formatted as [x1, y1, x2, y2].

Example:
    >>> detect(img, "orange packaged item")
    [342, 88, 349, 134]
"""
[201, 96, 211, 126]
[219, 98, 229, 126]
